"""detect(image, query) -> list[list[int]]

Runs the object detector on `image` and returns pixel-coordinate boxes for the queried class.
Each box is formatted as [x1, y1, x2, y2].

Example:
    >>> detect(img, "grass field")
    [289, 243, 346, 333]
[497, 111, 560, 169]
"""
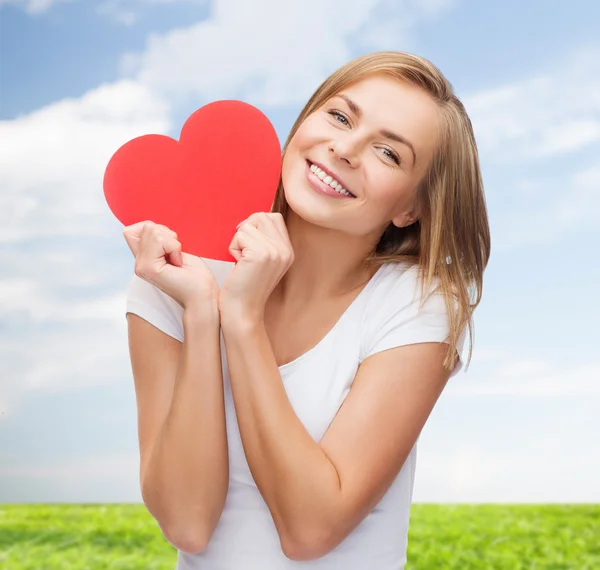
[0, 504, 598, 569]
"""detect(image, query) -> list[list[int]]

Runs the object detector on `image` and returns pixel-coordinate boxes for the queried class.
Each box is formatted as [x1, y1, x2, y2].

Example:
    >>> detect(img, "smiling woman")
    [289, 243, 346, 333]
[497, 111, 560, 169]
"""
[124, 50, 490, 570]
[275, 53, 490, 371]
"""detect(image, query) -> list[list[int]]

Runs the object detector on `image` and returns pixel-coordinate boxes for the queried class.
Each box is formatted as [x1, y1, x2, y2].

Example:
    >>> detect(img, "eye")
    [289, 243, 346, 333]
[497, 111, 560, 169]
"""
[380, 147, 402, 166]
[328, 110, 350, 126]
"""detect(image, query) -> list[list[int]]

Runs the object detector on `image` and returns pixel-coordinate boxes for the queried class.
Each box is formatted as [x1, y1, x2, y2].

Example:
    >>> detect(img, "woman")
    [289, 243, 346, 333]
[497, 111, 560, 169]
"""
[124, 51, 490, 569]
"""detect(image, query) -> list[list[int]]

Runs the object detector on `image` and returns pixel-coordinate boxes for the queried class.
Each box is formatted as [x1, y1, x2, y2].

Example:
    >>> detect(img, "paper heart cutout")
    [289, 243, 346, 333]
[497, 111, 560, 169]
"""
[103, 100, 282, 261]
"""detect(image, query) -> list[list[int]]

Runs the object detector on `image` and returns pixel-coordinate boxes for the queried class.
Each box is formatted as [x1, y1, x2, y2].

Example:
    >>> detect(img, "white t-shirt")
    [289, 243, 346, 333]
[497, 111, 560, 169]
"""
[125, 258, 465, 570]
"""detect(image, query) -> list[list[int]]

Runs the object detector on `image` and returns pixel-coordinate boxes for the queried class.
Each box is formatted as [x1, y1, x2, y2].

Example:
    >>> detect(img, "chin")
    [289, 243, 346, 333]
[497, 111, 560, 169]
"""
[284, 186, 340, 235]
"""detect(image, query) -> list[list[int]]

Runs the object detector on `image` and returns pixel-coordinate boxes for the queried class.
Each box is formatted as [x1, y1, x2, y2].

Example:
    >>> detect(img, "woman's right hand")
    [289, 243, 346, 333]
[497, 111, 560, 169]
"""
[123, 221, 219, 309]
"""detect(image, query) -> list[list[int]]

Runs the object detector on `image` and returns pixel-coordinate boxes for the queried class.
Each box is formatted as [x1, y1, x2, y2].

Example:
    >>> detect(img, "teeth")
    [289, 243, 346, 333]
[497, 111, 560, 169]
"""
[309, 163, 354, 197]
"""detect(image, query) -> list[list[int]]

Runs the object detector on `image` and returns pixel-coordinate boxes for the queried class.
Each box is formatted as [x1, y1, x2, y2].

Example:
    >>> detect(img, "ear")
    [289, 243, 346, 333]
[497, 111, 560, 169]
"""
[391, 209, 419, 229]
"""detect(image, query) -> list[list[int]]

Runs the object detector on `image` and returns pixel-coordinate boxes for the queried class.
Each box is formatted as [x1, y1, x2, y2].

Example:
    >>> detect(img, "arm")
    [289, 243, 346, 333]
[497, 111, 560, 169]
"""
[128, 299, 228, 554]
[220, 315, 452, 561]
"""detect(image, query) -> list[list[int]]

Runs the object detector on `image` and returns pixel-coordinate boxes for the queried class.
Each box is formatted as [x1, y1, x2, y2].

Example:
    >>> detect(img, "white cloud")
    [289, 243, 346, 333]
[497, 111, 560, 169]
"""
[0, 80, 170, 243]
[0, 452, 142, 502]
[0, 310, 133, 427]
[97, 0, 208, 26]
[462, 47, 600, 248]
[0, 0, 72, 13]
[0, 312, 130, 395]
[464, 46, 600, 161]
[0, 279, 126, 323]
[414, 446, 600, 502]
[0, 451, 138, 481]
[359, 0, 456, 48]
[0, 0, 205, 17]
[560, 164, 600, 226]
[0, 79, 169, 419]
[448, 357, 600, 397]
[492, 162, 600, 248]
[124, 0, 454, 107]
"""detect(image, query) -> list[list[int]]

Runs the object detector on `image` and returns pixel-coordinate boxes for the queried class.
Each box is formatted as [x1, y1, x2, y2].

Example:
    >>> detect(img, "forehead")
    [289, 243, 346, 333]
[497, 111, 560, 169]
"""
[331, 73, 440, 162]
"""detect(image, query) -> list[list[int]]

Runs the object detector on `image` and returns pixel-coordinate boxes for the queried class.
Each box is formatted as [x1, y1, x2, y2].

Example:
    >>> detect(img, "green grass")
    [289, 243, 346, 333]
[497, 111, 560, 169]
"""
[0, 504, 598, 569]
[406, 504, 599, 569]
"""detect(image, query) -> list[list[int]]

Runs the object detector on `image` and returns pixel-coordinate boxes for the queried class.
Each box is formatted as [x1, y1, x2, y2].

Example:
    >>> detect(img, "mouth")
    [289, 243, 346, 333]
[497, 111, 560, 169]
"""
[306, 160, 356, 198]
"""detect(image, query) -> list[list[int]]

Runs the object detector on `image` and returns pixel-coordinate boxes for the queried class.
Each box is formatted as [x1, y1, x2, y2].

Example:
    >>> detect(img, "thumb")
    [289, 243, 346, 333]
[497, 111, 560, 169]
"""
[123, 229, 139, 258]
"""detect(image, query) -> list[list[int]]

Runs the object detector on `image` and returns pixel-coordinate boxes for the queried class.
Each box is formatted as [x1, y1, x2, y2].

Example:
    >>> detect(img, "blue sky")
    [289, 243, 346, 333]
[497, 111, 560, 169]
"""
[1, 0, 599, 504]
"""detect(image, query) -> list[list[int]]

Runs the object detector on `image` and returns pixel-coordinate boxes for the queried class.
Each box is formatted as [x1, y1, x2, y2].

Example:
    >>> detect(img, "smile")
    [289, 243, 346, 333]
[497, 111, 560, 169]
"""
[306, 160, 356, 199]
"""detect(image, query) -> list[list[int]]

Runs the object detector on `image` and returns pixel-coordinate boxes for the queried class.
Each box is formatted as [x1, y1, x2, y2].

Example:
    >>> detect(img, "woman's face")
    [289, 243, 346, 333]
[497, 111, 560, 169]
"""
[281, 73, 440, 237]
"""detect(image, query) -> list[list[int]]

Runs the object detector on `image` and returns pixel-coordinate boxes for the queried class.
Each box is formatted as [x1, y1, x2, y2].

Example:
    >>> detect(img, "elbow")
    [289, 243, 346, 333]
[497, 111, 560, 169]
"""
[280, 526, 334, 562]
[142, 486, 224, 555]
[170, 534, 208, 555]
[163, 523, 211, 555]
[142, 496, 213, 555]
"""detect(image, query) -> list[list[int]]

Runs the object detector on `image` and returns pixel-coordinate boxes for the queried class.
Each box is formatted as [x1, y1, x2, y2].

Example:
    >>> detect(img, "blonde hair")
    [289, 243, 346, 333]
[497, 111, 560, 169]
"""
[271, 51, 491, 371]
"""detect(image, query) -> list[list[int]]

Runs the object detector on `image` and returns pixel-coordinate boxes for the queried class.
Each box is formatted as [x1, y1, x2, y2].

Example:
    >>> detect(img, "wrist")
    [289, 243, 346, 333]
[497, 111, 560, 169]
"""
[183, 295, 220, 325]
[219, 304, 263, 333]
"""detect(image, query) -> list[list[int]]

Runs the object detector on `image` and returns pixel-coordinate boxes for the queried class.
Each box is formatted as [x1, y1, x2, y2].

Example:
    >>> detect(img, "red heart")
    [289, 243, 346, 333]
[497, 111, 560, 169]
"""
[103, 100, 281, 262]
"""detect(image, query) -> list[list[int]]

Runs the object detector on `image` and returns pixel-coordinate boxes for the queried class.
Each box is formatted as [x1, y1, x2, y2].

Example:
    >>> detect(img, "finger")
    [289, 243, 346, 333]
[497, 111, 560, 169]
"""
[234, 223, 278, 259]
[138, 222, 178, 247]
[244, 213, 291, 246]
[249, 214, 293, 264]
[254, 213, 282, 243]
[229, 227, 255, 261]
[155, 224, 178, 239]
[235, 210, 265, 229]
[267, 213, 293, 249]
[228, 230, 244, 261]
[241, 213, 281, 246]
[147, 233, 182, 267]
[124, 221, 177, 240]
[124, 220, 151, 235]
[153, 225, 180, 265]
[236, 222, 269, 246]
[139, 226, 183, 268]
[162, 235, 183, 267]
[243, 212, 264, 224]
[123, 231, 139, 257]
[123, 221, 154, 257]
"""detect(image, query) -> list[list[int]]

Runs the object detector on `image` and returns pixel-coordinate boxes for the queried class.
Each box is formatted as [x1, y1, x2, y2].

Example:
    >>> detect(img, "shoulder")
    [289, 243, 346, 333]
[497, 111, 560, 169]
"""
[366, 261, 445, 316]
[360, 261, 462, 367]
[126, 274, 185, 341]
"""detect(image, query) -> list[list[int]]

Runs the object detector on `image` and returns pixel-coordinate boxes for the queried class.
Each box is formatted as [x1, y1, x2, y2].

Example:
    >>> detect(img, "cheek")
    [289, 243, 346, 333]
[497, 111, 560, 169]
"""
[366, 168, 411, 208]
[281, 152, 293, 183]
[364, 164, 399, 197]
[290, 116, 321, 149]
[280, 146, 305, 191]
[281, 122, 317, 178]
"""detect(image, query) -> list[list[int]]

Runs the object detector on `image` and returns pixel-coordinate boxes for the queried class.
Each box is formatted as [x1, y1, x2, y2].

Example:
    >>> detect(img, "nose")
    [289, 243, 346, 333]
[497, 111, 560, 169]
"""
[328, 136, 360, 167]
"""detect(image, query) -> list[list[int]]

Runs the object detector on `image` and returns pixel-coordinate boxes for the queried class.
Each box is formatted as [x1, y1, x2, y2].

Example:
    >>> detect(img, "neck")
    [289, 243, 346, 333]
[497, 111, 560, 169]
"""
[273, 208, 383, 307]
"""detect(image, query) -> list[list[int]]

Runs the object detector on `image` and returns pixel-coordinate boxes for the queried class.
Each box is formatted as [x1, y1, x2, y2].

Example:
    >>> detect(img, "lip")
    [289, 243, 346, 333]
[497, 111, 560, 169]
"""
[305, 161, 356, 199]
[306, 160, 355, 197]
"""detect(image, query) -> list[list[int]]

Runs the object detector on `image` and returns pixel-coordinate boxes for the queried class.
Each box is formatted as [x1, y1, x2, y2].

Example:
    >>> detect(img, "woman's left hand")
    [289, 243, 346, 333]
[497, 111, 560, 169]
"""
[219, 212, 294, 324]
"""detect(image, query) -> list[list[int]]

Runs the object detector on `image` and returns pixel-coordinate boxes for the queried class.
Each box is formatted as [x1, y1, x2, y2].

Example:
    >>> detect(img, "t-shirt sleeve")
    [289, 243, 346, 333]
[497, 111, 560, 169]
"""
[361, 268, 466, 377]
[125, 274, 185, 342]
[124, 258, 234, 343]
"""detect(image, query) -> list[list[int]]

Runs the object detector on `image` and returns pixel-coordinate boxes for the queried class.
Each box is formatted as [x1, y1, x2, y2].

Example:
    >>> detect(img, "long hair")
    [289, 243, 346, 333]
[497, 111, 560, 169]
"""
[271, 51, 491, 371]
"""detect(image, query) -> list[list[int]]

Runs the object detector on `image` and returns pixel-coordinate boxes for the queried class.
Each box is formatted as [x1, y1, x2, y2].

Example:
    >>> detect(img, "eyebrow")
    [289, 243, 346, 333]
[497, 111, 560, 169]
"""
[336, 94, 417, 166]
